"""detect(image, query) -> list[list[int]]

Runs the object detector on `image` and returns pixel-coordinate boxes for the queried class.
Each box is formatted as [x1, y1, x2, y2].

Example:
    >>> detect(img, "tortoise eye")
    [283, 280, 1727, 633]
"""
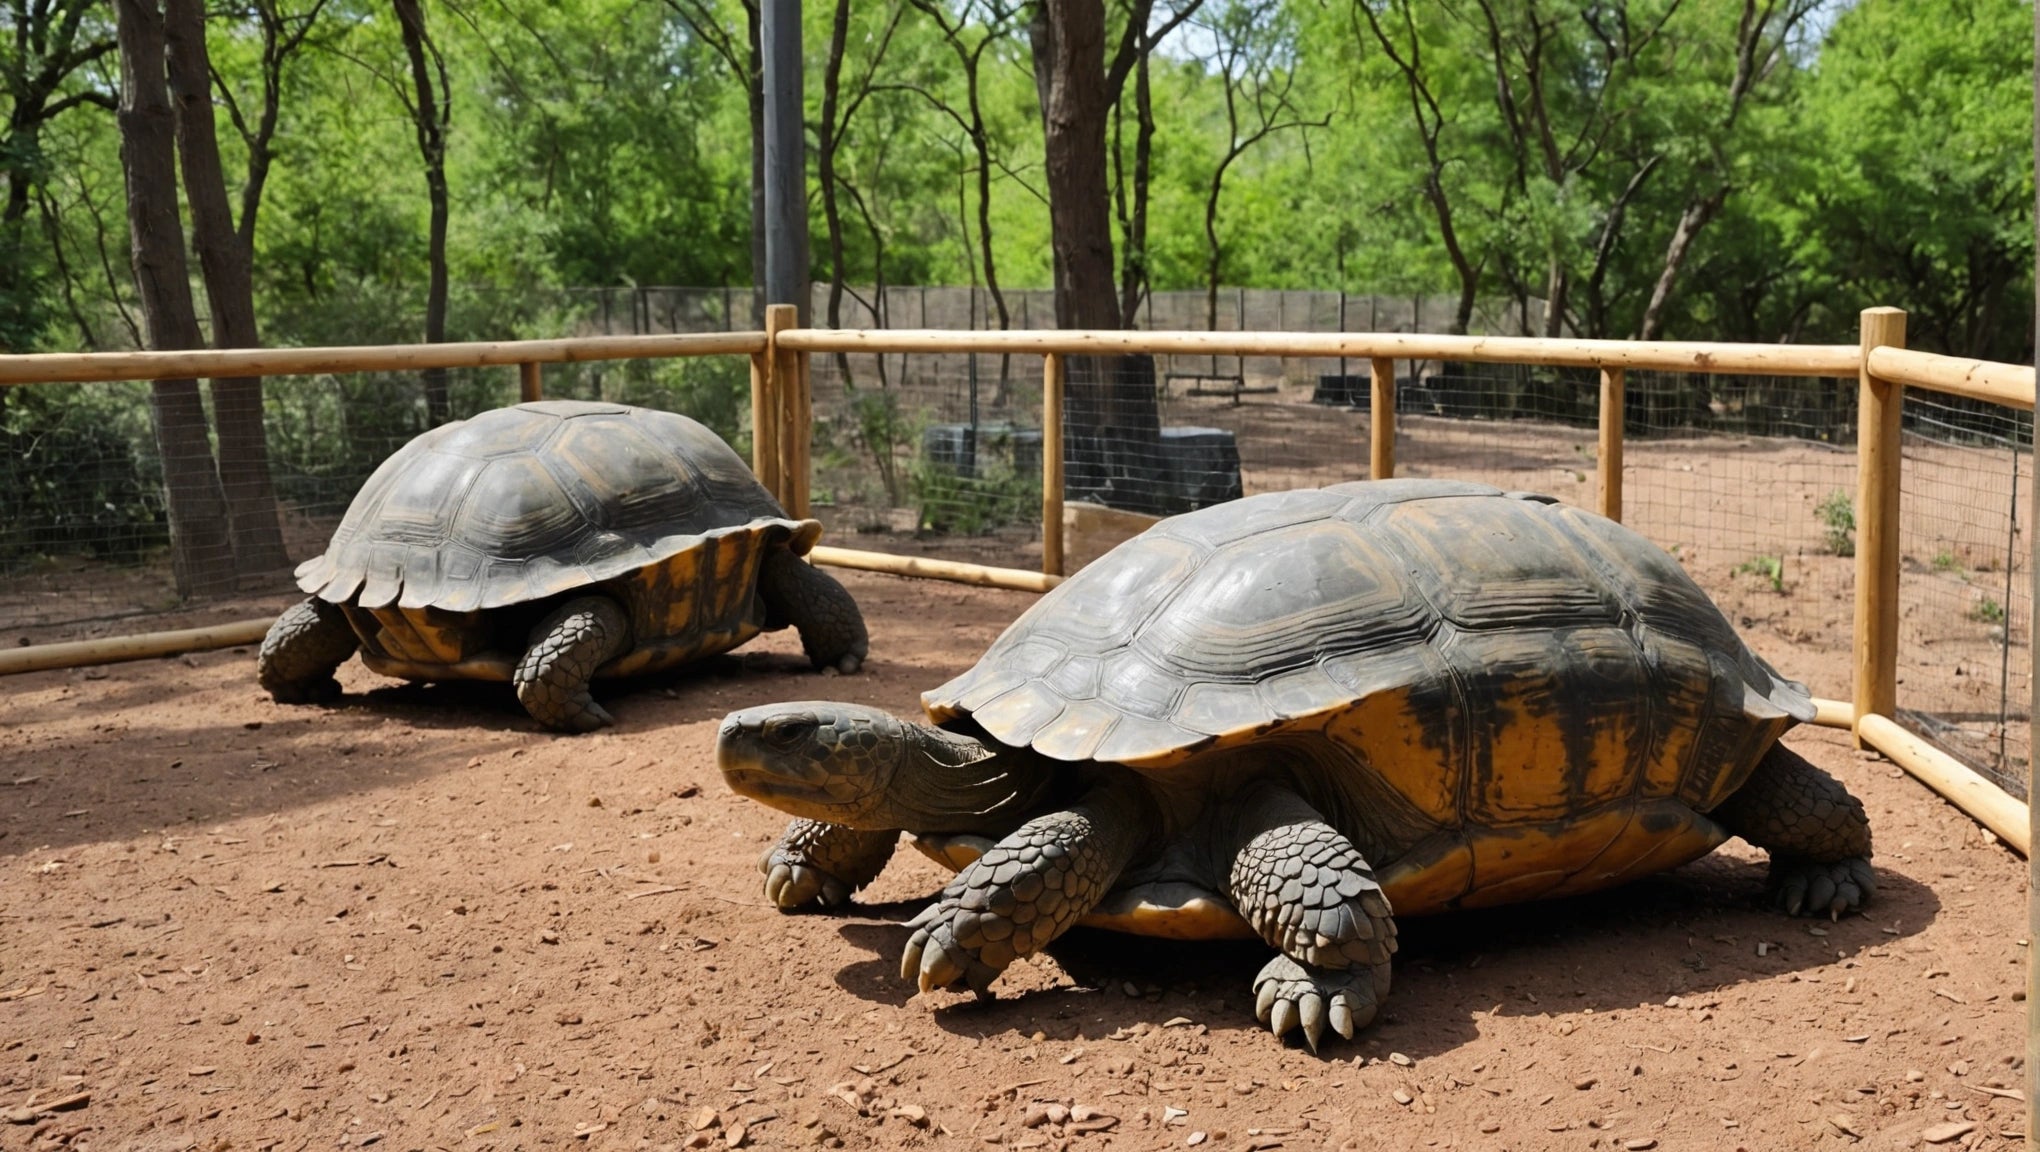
[760, 717, 812, 749]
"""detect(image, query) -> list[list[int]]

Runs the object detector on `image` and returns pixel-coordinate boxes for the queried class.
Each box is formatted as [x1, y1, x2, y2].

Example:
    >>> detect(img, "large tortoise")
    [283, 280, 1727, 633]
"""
[717, 480, 1874, 1050]
[259, 400, 867, 732]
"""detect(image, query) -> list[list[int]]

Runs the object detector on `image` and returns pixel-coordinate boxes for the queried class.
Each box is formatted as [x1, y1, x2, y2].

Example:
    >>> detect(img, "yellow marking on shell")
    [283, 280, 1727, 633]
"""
[370, 605, 477, 665]
[359, 651, 514, 682]
[1542, 801, 1726, 899]
[1377, 835, 1475, 915]
[1323, 687, 1458, 825]
[1083, 893, 1256, 940]
[1458, 808, 1628, 909]
[651, 546, 703, 638]
[1643, 634, 1713, 801]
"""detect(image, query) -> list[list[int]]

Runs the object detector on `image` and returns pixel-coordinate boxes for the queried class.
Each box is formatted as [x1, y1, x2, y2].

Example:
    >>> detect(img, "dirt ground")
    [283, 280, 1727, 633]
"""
[0, 568, 2030, 1152]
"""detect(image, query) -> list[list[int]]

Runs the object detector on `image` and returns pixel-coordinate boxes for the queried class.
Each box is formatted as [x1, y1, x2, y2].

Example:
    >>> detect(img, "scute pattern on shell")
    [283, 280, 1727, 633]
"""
[923, 479, 1814, 809]
[294, 401, 815, 614]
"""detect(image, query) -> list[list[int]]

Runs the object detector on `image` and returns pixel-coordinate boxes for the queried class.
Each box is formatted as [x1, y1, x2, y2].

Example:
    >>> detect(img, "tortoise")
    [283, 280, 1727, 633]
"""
[716, 479, 1874, 1050]
[257, 400, 867, 732]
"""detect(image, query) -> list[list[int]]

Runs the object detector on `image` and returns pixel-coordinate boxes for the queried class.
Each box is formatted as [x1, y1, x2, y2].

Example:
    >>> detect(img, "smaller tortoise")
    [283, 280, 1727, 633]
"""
[718, 480, 1874, 1051]
[259, 400, 866, 732]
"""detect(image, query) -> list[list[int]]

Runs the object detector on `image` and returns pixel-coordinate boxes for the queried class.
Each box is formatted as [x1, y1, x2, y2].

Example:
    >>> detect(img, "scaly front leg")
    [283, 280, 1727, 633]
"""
[760, 819, 899, 908]
[1227, 783, 1397, 1052]
[901, 773, 1148, 996]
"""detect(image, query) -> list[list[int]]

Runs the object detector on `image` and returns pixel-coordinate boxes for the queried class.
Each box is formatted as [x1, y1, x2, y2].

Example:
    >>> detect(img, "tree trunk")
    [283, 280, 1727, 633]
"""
[819, 0, 853, 382]
[1637, 187, 1729, 340]
[393, 0, 450, 424]
[164, 0, 290, 573]
[114, 0, 238, 599]
[738, 3, 764, 323]
[1116, 48, 1154, 329]
[1029, 0, 1165, 512]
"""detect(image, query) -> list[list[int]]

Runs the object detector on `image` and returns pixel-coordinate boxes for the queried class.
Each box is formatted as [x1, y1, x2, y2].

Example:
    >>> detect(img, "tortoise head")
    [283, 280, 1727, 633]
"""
[717, 701, 1054, 832]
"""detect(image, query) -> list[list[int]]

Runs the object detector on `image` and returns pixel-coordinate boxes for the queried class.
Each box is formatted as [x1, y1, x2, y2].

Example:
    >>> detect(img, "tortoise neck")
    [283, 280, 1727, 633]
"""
[879, 723, 1058, 832]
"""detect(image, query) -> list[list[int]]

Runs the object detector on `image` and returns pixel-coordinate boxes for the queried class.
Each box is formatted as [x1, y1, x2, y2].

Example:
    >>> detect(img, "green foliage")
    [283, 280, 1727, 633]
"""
[1933, 550, 1963, 573]
[1816, 489, 1855, 557]
[849, 391, 916, 506]
[604, 356, 754, 458]
[1970, 595, 2007, 625]
[1734, 553, 1786, 594]
[0, 387, 167, 567]
[909, 455, 1039, 536]
[0, 0, 2028, 370]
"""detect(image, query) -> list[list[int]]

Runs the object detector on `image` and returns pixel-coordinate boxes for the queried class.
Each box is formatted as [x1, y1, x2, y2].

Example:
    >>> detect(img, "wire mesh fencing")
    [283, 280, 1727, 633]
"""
[1893, 388, 2031, 798]
[0, 353, 758, 642]
[1385, 365, 1861, 703]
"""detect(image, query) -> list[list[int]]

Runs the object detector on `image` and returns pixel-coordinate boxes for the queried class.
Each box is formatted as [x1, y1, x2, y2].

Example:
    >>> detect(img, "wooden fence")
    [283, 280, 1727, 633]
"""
[0, 308, 2032, 859]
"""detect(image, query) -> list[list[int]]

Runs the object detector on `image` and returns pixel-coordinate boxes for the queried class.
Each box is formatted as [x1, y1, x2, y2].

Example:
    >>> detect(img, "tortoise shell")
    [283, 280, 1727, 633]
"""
[921, 479, 1814, 925]
[294, 400, 819, 682]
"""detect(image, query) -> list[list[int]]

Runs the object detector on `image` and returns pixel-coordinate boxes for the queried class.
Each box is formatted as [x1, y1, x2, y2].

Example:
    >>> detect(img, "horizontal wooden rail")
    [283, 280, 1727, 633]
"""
[1866, 345, 2036, 410]
[1857, 713, 2029, 855]
[809, 546, 1063, 593]
[1810, 697, 1854, 729]
[0, 331, 768, 386]
[0, 619, 271, 676]
[779, 328, 1861, 378]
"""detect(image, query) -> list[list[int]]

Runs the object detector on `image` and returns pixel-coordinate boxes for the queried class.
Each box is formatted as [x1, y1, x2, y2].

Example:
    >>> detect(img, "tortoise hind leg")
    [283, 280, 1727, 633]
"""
[759, 550, 868, 674]
[901, 772, 1148, 996]
[258, 597, 359, 703]
[514, 596, 631, 733]
[1227, 782, 1397, 1052]
[761, 819, 899, 909]
[1713, 743, 1875, 918]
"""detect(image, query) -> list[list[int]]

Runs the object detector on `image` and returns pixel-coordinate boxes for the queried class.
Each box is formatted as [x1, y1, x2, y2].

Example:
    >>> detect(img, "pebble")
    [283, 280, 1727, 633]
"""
[1623, 1140, 1657, 1151]
[1391, 1090, 1412, 1106]
[1186, 1134, 1206, 1147]
[1922, 1121, 1975, 1144]
[1388, 1052, 1412, 1067]
[1906, 1070, 1926, 1083]
[1573, 1077, 1597, 1090]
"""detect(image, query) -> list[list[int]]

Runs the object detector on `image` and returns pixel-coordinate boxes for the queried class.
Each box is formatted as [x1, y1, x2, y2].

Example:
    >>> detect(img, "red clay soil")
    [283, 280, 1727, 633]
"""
[0, 570, 2028, 1151]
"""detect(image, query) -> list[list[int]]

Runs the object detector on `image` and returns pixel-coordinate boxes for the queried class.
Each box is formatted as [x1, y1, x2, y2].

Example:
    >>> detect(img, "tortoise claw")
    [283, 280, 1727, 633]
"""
[901, 914, 996, 998]
[1768, 856, 1875, 919]
[1252, 956, 1380, 1054]
[762, 862, 849, 909]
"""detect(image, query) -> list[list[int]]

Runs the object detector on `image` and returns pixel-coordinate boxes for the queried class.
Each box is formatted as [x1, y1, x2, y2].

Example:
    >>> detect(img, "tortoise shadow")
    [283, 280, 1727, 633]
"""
[823, 854, 1941, 1060]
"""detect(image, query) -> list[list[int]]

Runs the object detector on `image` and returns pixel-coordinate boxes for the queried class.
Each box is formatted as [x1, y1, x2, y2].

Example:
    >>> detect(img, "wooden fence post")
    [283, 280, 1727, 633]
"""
[756, 305, 792, 501]
[518, 361, 542, 403]
[1370, 357, 1396, 479]
[772, 305, 811, 518]
[1598, 367, 1625, 521]
[1042, 353, 1065, 576]
[1854, 307, 1907, 745]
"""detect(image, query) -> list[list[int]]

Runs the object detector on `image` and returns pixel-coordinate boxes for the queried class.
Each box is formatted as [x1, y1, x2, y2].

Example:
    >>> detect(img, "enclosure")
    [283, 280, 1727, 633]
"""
[0, 308, 2033, 1147]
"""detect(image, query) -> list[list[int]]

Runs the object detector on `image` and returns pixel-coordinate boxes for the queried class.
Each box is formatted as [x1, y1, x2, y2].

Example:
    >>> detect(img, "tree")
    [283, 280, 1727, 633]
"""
[1351, 0, 1483, 333]
[113, 0, 238, 597]
[165, 0, 290, 570]
[1636, 0, 1821, 339]
[1779, 0, 2031, 359]
[391, 0, 450, 424]
[664, 0, 766, 318]
[816, 0, 903, 379]
[1, 0, 114, 352]
[1028, 0, 1200, 512]
[1190, 0, 1323, 333]
[900, 0, 1023, 336]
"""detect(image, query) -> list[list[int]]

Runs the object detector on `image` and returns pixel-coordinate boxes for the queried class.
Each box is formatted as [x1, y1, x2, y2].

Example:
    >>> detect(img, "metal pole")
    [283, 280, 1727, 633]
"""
[761, 0, 806, 317]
